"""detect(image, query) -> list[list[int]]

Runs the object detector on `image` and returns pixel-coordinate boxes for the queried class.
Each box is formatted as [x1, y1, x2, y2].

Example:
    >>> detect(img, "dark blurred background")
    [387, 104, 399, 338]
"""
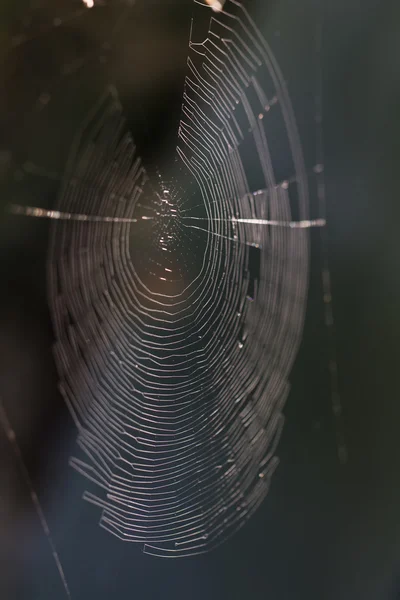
[0, 0, 399, 599]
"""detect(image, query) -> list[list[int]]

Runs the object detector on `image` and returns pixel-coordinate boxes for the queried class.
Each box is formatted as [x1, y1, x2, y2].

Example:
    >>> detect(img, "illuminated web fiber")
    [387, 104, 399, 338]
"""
[46, 0, 311, 558]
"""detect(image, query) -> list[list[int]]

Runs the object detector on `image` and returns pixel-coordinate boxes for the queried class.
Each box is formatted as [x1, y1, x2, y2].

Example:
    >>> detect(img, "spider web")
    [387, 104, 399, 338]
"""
[0, 0, 343, 589]
[43, 0, 314, 558]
